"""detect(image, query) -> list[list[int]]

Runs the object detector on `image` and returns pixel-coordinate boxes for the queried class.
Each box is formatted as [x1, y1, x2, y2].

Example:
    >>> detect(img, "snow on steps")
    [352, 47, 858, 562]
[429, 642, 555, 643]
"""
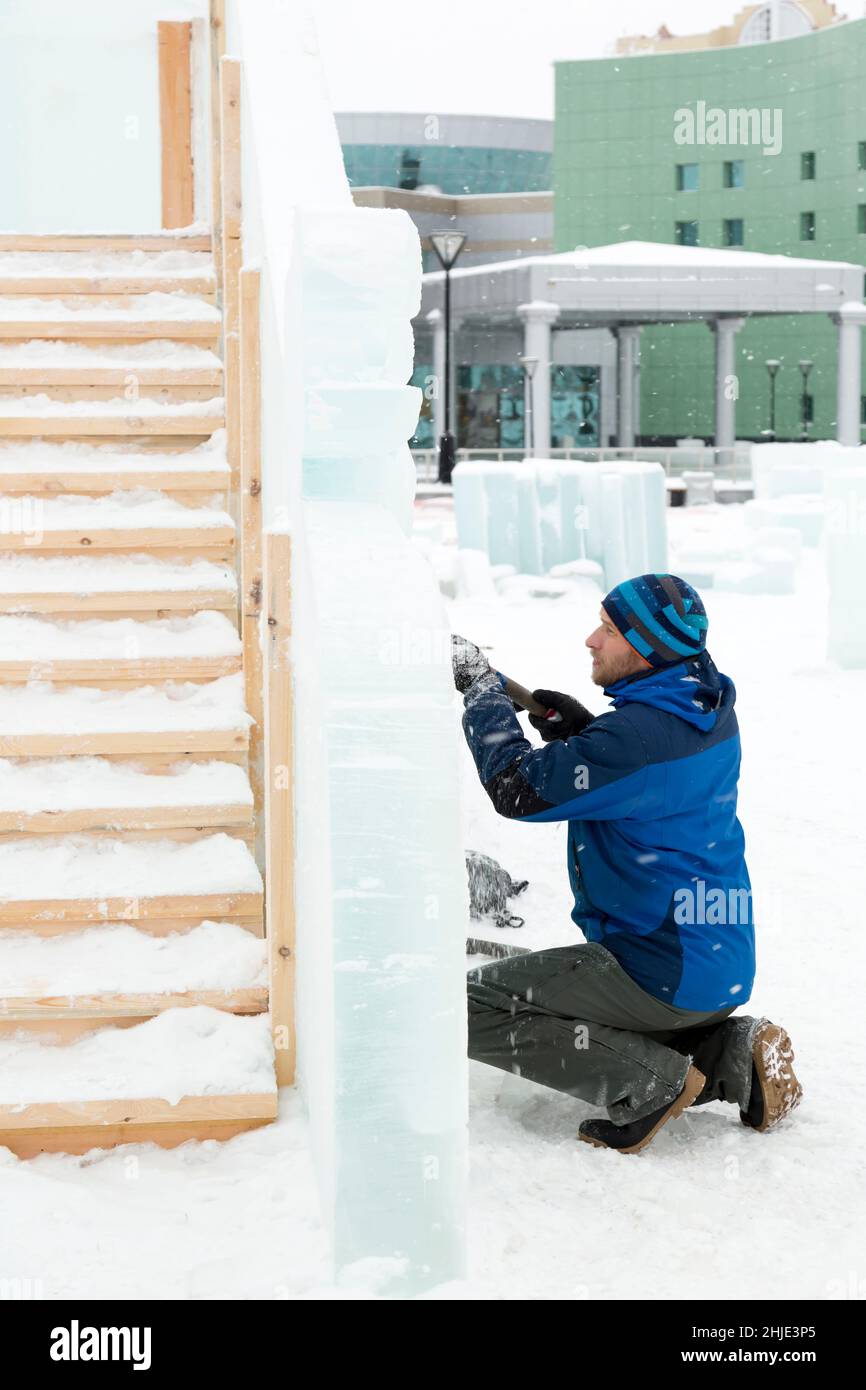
[0, 673, 252, 757]
[0, 919, 267, 1023]
[0, 292, 221, 342]
[0, 250, 216, 299]
[0, 830, 263, 931]
[0, 552, 237, 617]
[0, 431, 229, 494]
[0, 756, 253, 833]
[0, 488, 235, 558]
[0, 610, 241, 683]
[0, 1008, 276, 1158]
[0, 339, 222, 390]
[0, 228, 212, 253]
[0, 392, 225, 437]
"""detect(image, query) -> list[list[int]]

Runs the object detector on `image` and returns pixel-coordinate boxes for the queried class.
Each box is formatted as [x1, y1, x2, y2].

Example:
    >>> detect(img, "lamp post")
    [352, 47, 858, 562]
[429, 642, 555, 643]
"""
[765, 359, 782, 440]
[798, 359, 813, 441]
[518, 354, 539, 457]
[430, 230, 468, 484]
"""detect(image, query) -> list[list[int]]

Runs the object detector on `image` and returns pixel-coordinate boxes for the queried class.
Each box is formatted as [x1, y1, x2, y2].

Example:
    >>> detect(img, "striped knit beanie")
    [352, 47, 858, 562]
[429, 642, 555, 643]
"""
[603, 574, 708, 670]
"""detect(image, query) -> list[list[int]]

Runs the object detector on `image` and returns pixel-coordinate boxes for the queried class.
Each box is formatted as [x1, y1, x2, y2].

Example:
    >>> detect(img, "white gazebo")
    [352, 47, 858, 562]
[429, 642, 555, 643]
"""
[419, 240, 866, 451]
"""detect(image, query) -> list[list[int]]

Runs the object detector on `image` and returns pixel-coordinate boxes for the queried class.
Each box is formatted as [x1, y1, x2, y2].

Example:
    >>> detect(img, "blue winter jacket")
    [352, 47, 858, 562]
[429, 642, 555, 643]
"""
[462, 651, 755, 1012]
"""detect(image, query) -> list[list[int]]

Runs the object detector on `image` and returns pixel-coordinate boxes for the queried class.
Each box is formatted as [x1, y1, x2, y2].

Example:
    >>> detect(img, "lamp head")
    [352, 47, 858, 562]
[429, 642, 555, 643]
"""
[430, 230, 468, 271]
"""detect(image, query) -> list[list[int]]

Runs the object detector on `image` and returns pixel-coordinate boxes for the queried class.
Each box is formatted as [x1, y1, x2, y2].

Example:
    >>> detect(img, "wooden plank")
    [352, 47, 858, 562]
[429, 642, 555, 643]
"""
[220, 57, 242, 495]
[0, 592, 235, 617]
[0, 277, 214, 297]
[0, 367, 221, 388]
[264, 531, 296, 1087]
[0, 890, 262, 926]
[0, 320, 219, 342]
[210, 0, 227, 290]
[0, 235, 212, 252]
[0, 732, 248, 757]
[0, 654, 241, 682]
[0, 414, 223, 438]
[0, 526, 234, 552]
[0, 1093, 277, 1158]
[0, 801, 252, 834]
[0, 467, 229, 494]
[0, 987, 267, 1021]
[159, 21, 195, 229]
[7, 913, 262, 941]
[239, 268, 264, 862]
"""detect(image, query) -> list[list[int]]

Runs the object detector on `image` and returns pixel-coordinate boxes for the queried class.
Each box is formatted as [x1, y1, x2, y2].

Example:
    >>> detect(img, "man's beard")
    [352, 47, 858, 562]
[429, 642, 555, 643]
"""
[590, 648, 646, 687]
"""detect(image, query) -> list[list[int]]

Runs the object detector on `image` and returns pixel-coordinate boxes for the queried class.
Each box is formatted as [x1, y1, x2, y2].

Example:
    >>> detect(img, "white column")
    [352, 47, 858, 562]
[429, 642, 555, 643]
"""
[517, 300, 559, 456]
[426, 307, 445, 442]
[615, 325, 641, 449]
[834, 303, 866, 447]
[710, 316, 745, 451]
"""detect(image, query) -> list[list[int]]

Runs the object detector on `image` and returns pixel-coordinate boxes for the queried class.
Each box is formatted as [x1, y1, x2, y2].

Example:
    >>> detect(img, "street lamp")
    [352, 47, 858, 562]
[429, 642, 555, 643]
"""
[518, 354, 539, 457]
[430, 230, 468, 484]
[765, 359, 782, 441]
[798, 359, 813, 441]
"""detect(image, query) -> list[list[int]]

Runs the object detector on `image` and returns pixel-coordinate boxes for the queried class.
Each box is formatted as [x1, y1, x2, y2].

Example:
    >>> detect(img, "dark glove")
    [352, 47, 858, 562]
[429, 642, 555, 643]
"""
[451, 633, 492, 694]
[528, 688, 595, 742]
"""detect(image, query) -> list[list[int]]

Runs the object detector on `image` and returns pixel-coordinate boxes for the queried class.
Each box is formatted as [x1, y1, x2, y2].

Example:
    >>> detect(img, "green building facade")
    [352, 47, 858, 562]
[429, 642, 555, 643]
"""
[554, 20, 866, 442]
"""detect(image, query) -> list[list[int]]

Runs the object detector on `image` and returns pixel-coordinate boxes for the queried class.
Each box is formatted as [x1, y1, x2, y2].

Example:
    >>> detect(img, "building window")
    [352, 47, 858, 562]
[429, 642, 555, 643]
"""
[800, 211, 816, 241]
[859, 142, 866, 172]
[723, 218, 744, 247]
[675, 220, 699, 246]
[861, 395, 866, 427]
[859, 205, 866, 235]
[676, 163, 699, 192]
[801, 151, 816, 180]
[723, 159, 745, 189]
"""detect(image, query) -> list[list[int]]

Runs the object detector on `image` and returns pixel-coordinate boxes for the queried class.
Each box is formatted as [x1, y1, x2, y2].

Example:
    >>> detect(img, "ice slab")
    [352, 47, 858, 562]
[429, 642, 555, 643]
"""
[825, 465, 866, 667]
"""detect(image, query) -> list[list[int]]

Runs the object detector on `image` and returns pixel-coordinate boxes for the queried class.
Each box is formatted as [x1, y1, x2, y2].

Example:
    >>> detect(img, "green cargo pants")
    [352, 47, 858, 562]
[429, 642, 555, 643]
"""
[467, 942, 759, 1126]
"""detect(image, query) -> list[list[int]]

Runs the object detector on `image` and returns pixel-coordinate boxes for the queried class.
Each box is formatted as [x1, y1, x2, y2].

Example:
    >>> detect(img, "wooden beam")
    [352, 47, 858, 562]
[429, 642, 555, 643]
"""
[0, 415, 224, 438]
[0, 276, 214, 297]
[159, 21, 195, 229]
[264, 531, 296, 1088]
[0, 234, 212, 252]
[239, 267, 264, 864]
[0, 890, 262, 926]
[210, 0, 227, 287]
[0, 988, 266, 1020]
[219, 56, 242, 497]
[0, 731, 249, 758]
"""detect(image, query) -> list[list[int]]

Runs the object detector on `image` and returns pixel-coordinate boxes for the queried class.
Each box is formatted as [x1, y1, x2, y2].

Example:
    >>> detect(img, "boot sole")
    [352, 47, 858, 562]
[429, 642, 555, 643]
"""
[743, 1020, 803, 1133]
[578, 1064, 707, 1155]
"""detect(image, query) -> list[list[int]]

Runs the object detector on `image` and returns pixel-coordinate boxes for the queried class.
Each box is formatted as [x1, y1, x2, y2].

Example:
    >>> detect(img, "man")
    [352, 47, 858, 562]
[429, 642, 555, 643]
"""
[453, 573, 802, 1154]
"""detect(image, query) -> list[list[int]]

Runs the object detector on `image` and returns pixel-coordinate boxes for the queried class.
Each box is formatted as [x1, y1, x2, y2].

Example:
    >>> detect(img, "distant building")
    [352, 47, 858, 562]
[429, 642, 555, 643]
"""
[616, 0, 840, 55]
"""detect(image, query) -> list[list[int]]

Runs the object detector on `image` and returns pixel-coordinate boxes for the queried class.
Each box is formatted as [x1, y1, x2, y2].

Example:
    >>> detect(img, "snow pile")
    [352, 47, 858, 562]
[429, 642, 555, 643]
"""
[0, 757, 252, 813]
[0, 1008, 274, 1106]
[0, 674, 251, 735]
[0, 832, 262, 903]
[0, 394, 224, 418]
[0, 553, 236, 596]
[0, 489, 232, 532]
[0, 611, 241, 660]
[0, 429, 228, 473]
[0, 293, 220, 322]
[0, 920, 266, 997]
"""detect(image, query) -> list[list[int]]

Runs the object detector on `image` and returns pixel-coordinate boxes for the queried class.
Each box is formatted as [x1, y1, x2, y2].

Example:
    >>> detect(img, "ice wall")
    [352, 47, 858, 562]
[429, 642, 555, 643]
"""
[228, 0, 468, 1294]
[825, 465, 866, 668]
[453, 457, 667, 587]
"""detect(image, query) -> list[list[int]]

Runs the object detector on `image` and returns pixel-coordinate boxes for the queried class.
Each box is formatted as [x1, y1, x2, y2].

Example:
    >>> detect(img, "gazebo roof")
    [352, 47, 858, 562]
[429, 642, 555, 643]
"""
[420, 239, 865, 326]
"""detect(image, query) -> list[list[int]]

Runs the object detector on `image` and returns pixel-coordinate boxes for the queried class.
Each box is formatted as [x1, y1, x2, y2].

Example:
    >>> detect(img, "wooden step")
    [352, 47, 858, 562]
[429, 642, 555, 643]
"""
[0, 611, 242, 683]
[0, 1093, 277, 1158]
[0, 294, 221, 343]
[0, 495, 234, 557]
[0, 436, 229, 494]
[0, 986, 267, 1023]
[0, 277, 216, 299]
[0, 756, 253, 834]
[0, 234, 212, 253]
[0, 400, 224, 437]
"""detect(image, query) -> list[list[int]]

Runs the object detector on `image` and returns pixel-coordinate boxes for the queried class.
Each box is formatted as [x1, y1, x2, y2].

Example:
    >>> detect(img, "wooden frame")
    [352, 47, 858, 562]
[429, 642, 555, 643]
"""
[159, 21, 195, 228]
[264, 531, 295, 1087]
[219, 57, 243, 497]
[240, 268, 264, 862]
[209, 0, 227, 288]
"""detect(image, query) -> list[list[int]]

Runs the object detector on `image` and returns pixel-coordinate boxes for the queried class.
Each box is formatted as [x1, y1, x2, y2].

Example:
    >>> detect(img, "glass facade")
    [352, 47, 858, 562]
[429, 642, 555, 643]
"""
[457, 365, 525, 448]
[551, 367, 601, 448]
[409, 364, 434, 448]
[341, 143, 551, 195]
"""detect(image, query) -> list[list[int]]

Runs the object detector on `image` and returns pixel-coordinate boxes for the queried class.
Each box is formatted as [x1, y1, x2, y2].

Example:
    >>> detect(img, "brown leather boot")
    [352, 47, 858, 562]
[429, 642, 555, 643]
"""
[740, 1020, 803, 1132]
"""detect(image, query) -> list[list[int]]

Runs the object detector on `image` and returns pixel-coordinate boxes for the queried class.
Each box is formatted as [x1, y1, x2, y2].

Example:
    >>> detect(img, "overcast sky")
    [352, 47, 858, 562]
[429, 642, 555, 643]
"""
[313, 0, 855, 121]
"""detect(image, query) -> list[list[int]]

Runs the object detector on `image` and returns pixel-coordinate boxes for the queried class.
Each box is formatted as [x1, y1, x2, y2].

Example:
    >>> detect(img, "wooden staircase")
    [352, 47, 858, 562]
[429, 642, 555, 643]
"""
[0, 221, 278, 1156]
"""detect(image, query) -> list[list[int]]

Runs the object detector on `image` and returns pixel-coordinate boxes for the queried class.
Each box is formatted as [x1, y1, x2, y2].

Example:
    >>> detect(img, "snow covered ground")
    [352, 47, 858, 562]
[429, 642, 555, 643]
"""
[1, 500, 864, 1300]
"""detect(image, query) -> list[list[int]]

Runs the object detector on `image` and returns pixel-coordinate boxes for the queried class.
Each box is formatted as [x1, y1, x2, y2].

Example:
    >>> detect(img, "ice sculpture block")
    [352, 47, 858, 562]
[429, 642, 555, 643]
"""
[303, 500, 468, 1286]
[750, 442, 866, 500]
[825, 465, 866, 667]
